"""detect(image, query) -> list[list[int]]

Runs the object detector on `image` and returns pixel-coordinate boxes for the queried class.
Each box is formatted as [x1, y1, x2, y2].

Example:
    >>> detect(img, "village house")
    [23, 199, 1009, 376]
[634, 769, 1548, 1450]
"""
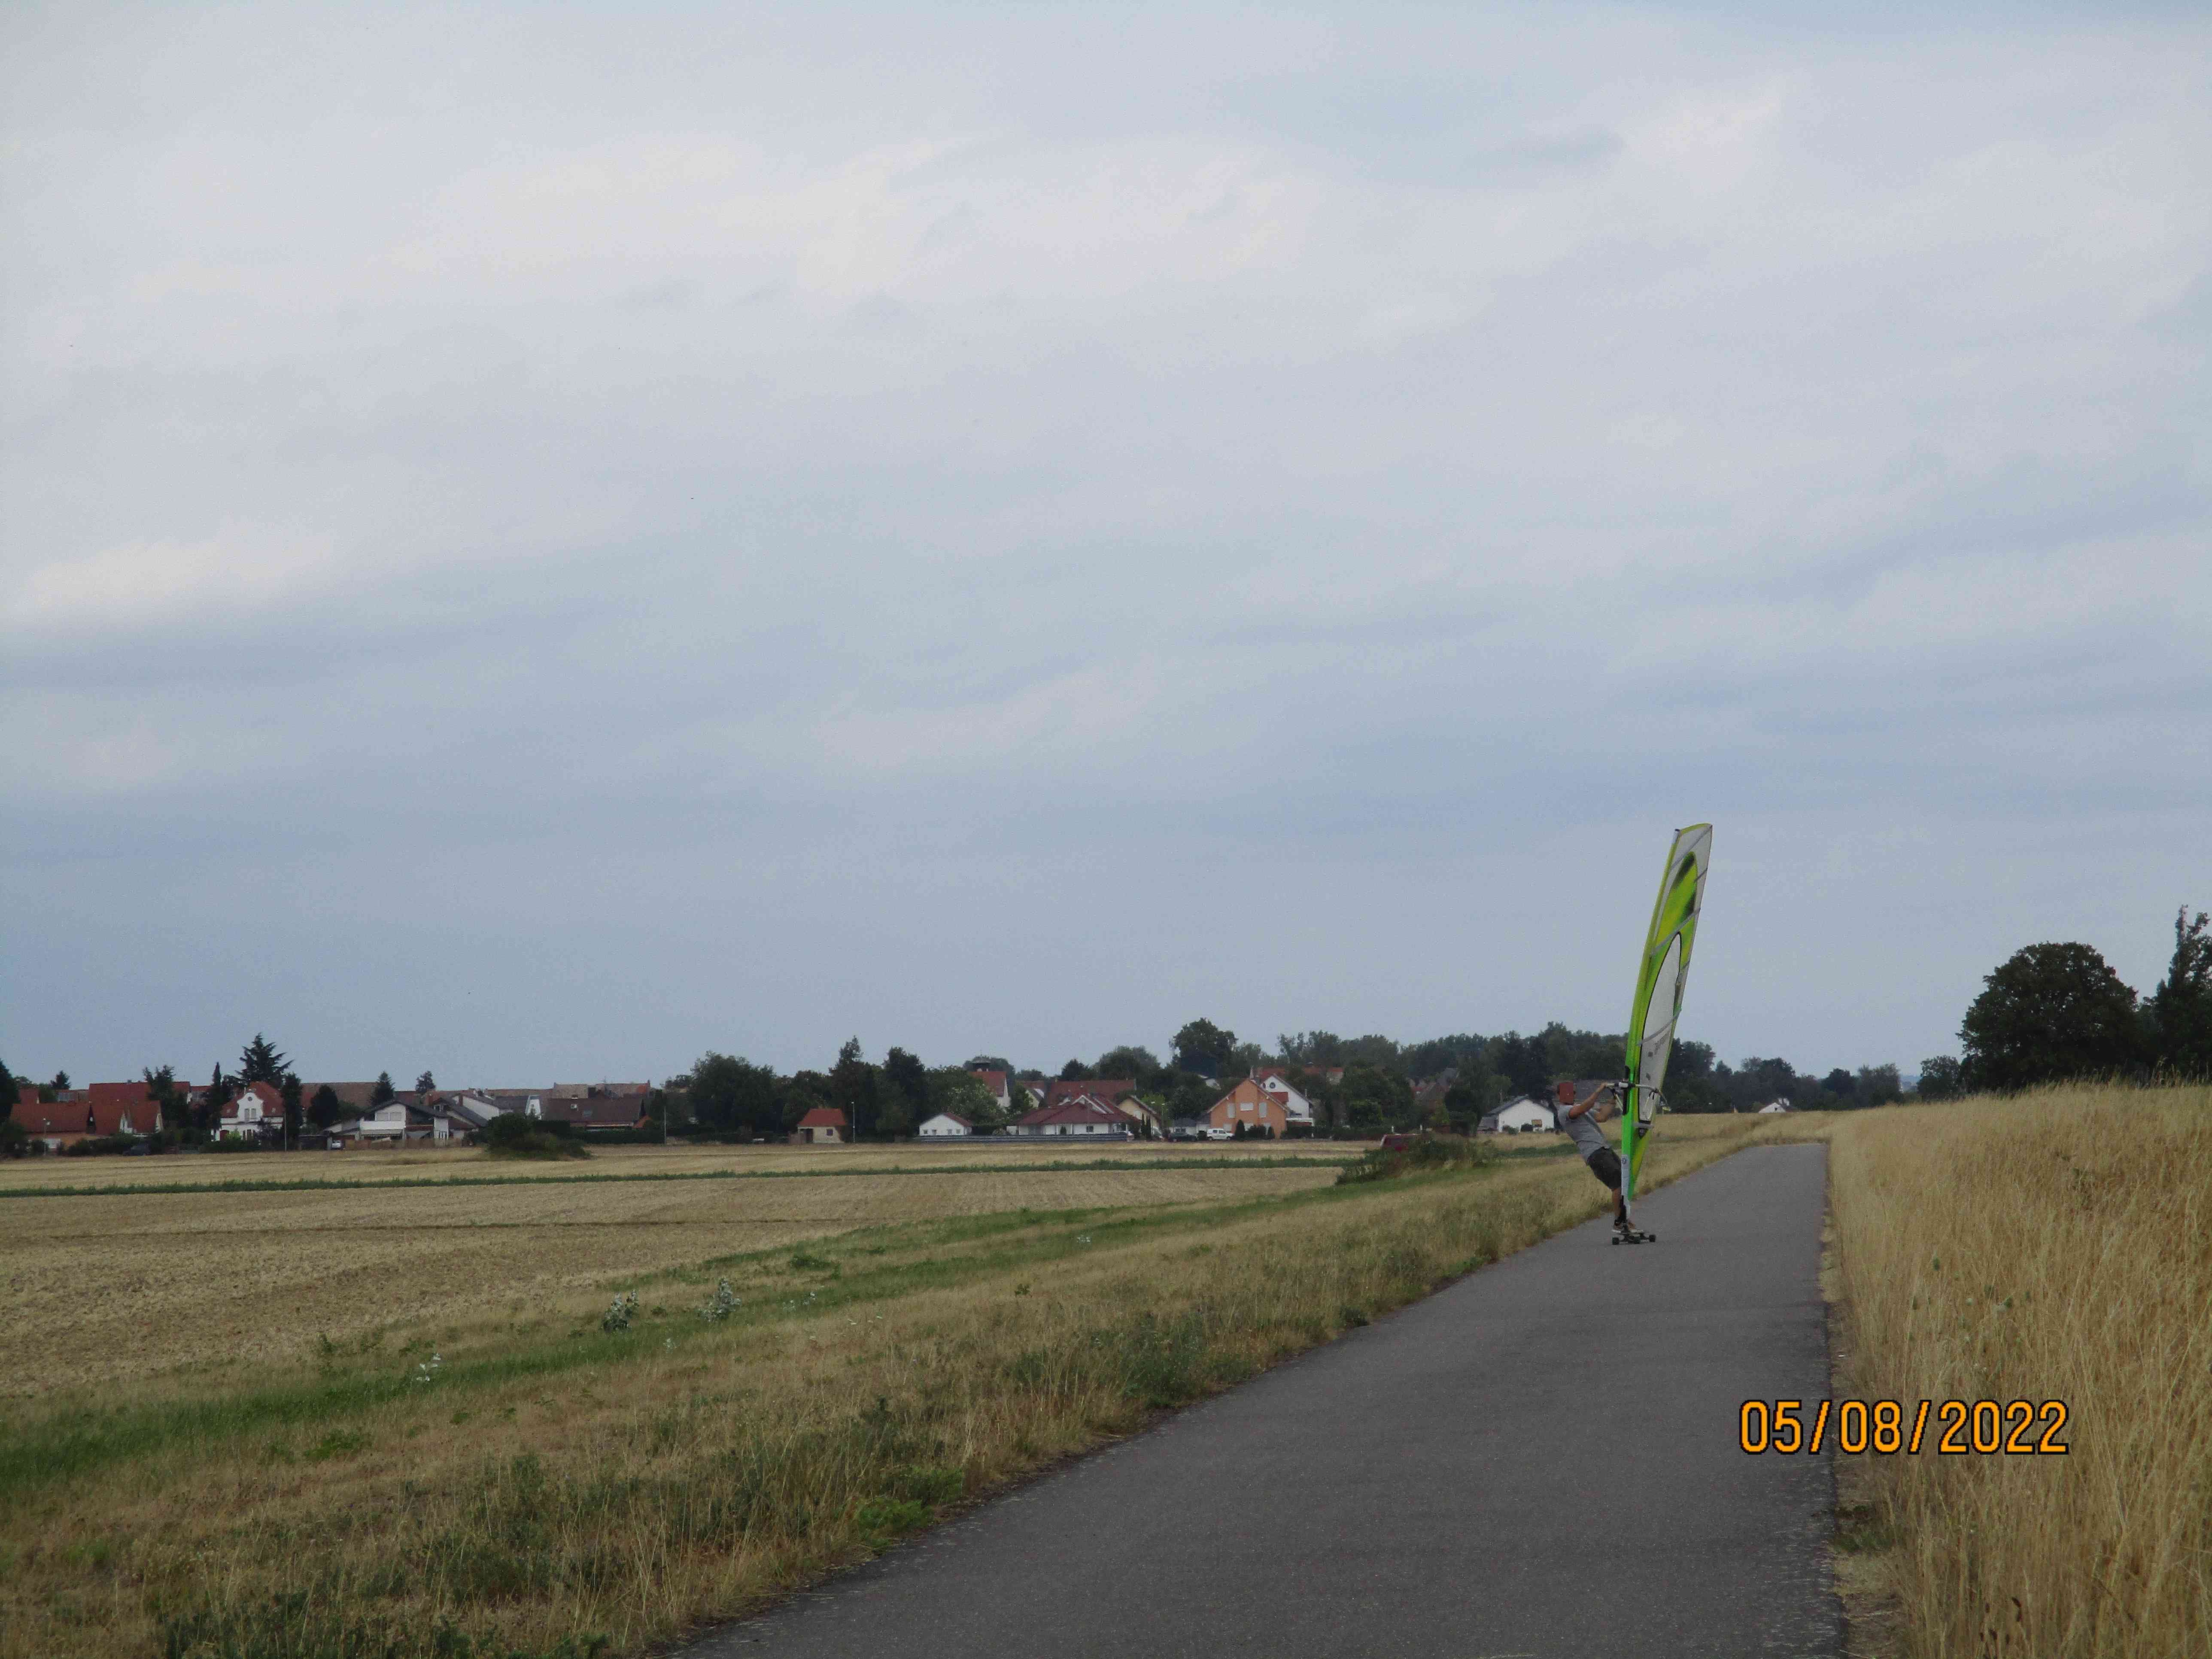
[18, 1082, 158, 1151]
[1486, 1097, 1555, 1133]
[1249, 1068, 1319, 1126]
[1206, 1074, 1315, 1137]
[1008, 1097, 1132, 1139]
[967, 1070, 1011, 1115]
[332, 1100, 412, 1144]
[1040, 1078, 1162, 1136]
[918, 1111, 973, 1138]
[440, 1094, 505, 1134]
[532, 1085, 651, 1131]
[473, 1084, 651, 1130]
[219, 1080, 286, 1140]
[793, 1106, 848, 1144]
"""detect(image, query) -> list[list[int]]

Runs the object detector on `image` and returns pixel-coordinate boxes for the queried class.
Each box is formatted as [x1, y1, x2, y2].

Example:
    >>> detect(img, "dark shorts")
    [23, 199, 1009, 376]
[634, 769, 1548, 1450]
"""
[1586, 1146, 1622, 1190]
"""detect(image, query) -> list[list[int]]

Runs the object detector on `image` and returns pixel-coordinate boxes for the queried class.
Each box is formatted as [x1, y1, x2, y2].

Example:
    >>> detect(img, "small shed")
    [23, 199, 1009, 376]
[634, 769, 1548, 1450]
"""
[793, 1106, 848, 1144]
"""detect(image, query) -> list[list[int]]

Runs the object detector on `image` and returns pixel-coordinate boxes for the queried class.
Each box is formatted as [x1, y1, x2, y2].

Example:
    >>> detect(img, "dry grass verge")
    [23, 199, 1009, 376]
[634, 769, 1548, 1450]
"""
[1825, 1083, 2212, 1659]
[0, 1116, 1787, 1659]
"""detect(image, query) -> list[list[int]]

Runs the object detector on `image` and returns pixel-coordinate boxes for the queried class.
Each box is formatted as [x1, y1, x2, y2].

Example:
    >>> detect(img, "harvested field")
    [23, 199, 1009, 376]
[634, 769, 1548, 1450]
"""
[1, 1164, 1337, 1400]
[0, 1137, 1351, 1195]
[0, 1113, 1811, 1659]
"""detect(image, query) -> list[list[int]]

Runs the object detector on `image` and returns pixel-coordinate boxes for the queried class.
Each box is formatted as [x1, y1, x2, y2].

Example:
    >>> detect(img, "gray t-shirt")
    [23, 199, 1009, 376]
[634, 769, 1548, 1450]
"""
[1559, 1090, 1612, 1160]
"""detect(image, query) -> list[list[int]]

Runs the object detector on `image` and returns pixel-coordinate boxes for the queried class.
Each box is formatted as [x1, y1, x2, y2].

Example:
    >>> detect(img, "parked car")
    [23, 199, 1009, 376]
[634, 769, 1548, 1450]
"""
[1379, 1133, 1415, 1151]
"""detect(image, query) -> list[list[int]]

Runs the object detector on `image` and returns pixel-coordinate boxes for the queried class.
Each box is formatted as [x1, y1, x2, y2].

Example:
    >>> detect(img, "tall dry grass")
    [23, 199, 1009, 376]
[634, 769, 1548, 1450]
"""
[0, 1117, 1786, 1659]
[1826, 1083, 2212, 1658]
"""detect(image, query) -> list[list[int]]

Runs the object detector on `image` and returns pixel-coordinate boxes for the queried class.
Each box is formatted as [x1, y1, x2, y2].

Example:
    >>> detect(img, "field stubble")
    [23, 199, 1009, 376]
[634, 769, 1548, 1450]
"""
[0, 1116, 1787, 1659]
[0, 1164, 1335, 1400]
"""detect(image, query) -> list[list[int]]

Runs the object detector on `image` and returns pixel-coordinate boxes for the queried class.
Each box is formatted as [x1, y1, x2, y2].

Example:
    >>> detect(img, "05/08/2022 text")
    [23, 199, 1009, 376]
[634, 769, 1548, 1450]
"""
[1738, 1398, 2068, 1456]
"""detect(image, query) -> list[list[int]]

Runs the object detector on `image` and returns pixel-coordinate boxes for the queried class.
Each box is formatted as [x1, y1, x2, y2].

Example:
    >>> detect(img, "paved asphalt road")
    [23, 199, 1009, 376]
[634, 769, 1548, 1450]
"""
[685, 1144, 1840, 1659]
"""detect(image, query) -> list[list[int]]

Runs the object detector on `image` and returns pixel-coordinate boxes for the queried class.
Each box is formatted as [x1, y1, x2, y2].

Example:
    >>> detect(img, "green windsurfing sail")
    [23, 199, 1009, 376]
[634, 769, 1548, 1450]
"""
[1620, 824, 1712, 1206]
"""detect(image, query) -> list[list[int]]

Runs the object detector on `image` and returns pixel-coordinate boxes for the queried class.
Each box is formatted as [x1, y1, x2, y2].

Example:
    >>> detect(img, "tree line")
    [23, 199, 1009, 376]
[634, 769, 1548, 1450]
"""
[24, 903, 2194, 1155]
[668, 1014, 1924, 1141]
[1918, 905, 2210, 1097]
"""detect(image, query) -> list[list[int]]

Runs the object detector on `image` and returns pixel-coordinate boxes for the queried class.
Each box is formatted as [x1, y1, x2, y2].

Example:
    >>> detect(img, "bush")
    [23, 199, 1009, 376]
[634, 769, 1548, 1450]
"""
[697, 1280, 740, 1322]
[482, 1114, 591, 1160]
[1337, 1132, 1499, 1185]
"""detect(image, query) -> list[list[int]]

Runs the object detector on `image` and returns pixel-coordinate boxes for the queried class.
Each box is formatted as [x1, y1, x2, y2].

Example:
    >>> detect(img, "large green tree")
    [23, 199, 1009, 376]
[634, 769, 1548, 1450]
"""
[880, 1047, 928, 1138]
[1276, 1030, 1344, 1067]
[688, 1052, 781, 1135]
[1094, 1045, 1159, 1082]
[308, 1084, 343, 1130]
[830, 1039, 879, 1139]
[1336, 1063, 1413, 1131]
[1914, 1057, 1966, 1100]
[1853, 1064, 1903, 1106]
[1170, 1018, 1237, 1078]
[2147, 906, 2211, 1078]
[1960, 942, 2140, 1091]
[143, 1066, 185, 1133]
[238, 1034, 288, 1085]
[280, 1073, 303, 1149]
[1662, 1041, 1724, 1112]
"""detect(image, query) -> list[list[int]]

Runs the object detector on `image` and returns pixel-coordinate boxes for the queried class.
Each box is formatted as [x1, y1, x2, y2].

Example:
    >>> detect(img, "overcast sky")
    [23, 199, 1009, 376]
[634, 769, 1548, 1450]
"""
[5, 2, 2207, 1088]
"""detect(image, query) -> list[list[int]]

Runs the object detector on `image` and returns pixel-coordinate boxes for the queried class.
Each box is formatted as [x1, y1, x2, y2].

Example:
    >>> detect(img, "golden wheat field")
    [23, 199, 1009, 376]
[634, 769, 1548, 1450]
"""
[0, 1158, 1339, 1401]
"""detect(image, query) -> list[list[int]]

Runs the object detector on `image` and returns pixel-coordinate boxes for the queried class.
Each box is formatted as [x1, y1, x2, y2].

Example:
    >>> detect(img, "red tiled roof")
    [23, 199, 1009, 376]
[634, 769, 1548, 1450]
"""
[87, 1081, 158, 1108]
[796, 1107, 848, 1129]
[969, 1069, 1008, 1092]
[25, 1082, 158, 1138]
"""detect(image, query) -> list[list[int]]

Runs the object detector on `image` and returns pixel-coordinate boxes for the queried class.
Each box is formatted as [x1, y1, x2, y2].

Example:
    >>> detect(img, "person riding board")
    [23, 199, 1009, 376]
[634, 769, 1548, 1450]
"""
[1555, 1079, 1635, 1240]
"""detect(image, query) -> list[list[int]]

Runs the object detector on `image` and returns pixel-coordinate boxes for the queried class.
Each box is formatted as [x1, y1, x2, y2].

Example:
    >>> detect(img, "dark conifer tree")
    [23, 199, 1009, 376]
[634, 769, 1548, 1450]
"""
[238, 1034, 288, 1085]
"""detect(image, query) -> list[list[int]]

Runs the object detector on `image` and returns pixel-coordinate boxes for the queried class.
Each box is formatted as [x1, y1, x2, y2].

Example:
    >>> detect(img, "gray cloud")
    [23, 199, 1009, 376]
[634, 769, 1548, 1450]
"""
[3, 2, 2207, 1086]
